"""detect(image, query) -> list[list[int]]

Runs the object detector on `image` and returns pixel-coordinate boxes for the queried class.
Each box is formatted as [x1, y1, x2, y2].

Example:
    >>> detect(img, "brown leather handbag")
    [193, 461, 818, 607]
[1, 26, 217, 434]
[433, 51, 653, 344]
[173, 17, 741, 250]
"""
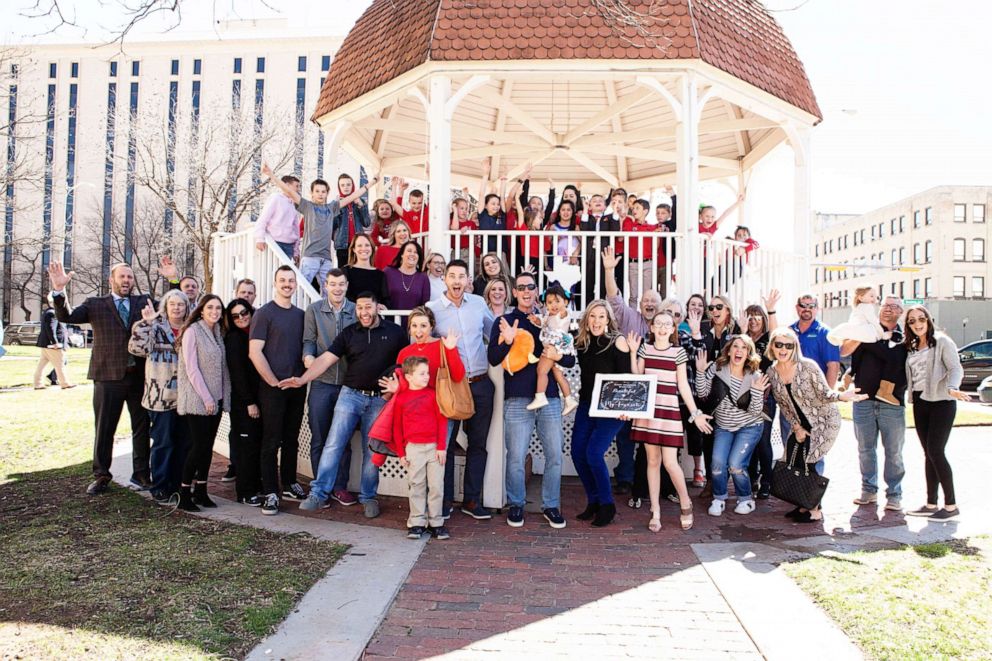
[436, 346, 475, 420]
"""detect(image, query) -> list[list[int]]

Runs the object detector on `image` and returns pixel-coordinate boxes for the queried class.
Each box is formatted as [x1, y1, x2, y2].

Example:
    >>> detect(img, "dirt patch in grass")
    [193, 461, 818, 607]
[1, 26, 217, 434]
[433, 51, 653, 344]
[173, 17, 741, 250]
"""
[0, 462, 347, 659]
[784, 537, 992, 660]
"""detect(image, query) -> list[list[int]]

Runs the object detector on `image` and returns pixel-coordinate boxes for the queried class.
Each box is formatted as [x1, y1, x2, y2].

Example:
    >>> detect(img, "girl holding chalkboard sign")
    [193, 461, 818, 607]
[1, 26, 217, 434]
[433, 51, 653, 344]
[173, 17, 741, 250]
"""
[630, 311, 714, 532]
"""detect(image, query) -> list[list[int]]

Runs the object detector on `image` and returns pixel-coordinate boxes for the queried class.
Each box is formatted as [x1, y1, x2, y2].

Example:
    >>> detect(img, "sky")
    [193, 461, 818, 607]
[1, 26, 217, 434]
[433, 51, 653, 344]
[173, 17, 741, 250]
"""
[5, 0, 991, 217]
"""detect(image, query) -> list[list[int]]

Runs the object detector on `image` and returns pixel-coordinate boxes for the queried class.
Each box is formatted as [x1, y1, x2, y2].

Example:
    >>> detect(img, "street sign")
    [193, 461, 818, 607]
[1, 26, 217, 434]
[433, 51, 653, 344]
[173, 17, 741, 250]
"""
[903, 298, 923, 305]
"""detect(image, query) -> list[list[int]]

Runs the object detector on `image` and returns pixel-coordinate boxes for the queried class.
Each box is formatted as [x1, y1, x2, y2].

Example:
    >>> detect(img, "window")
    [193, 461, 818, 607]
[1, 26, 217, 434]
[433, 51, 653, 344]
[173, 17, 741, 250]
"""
[925, 207, 933, 225]
[169, 59, 178, 76]
[878, 222, 885, 238]
[860, 229, 866, 243]
[899, 247, 906, 265]
[193, 59, 201, 75]
[814, 244, 819, 257]
[321, 54, 331, 71]
[256, 57, 265, 73]
[925, 240, 933, 263]
[9, 63, 17, 77]
[70, 62, 78, 77]
[871, 225, 877, 241]
[829, 239, 834, 253]
[913, 279, 921, 298]
[953, 238, 966, 261]
[913, 243, 921, 264]
[132, 61, 140, 76]
[975, 204, 986, 224]
[852, 231, 859, 247]
[913, 210, 921, 228]
[109, 61, 117, 77]
[974, 239, 986, 262]
[891, 282, 897, 295]
[899, 215, 905, 232]
[890, 218, 897, 234]
[298, 56, 307, 72]
[954, 276, 966, 297]
[49, 62, 57, 78]
[814, 269, 819, 284]
[233, 57, 242, 74]
[925, 278, 933, 297]
[973, 277, 985, 298]
[954, 203, 966, 222]
[891, 248, 898, 266]
[898, 281, 904, 298]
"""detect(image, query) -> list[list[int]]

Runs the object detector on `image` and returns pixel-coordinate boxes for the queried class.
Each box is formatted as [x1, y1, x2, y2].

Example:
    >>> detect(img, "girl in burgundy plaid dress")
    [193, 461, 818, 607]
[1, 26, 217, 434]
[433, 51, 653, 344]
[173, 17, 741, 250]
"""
[631, 311, 712, 533]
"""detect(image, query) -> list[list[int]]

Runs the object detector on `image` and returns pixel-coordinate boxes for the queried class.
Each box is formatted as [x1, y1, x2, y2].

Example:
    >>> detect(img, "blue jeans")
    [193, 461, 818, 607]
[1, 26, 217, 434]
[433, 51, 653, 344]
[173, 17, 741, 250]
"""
[275, 241, 296, 260]
[299, 256, 333, 294]
[612, 420, 635, 484]
[852, 400, 906, 499]
[444, 376, 495, 505]
[571, 403, 625, 506]
[149, 409, 191, 494]
[307, 381, 351, 491]
[504, 397, 563, 509]
[711, 424, 763, 501]
[309, 387, 384, 503]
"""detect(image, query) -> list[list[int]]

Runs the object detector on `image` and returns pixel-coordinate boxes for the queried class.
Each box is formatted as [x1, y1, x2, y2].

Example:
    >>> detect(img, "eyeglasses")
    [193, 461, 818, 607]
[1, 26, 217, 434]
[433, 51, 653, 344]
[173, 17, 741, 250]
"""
[797, 303, 817, 310]
[232, 310, 251, 320]
[907, 317, 928, 324]
[707, 304, 725, 311]
[882, 304, 903, 310]
[772, 341, 796, 350]
[515, 283, 538, 291]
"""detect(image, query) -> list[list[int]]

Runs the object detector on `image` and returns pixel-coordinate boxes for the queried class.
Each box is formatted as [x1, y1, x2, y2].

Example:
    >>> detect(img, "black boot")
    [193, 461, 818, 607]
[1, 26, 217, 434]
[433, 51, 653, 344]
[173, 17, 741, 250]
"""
[591, 503, 617, 527]
[192, 482, 217, 508]
[576, 503, 600, 521]
[178, 485, 201, 512]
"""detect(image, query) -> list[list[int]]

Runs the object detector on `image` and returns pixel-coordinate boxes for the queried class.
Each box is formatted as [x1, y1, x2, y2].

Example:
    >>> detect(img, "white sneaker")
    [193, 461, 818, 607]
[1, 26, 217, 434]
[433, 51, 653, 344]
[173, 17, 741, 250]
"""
[708, 500, 725, 517]
[526, 393, 549, 411]
[734, 499, 756, 515]
[561, 395, 579, 416]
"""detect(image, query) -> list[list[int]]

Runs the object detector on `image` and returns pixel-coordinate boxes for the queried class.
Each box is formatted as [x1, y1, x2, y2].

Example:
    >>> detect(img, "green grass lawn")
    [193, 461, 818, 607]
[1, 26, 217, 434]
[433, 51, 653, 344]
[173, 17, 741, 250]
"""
[785, 537, 992, 660]
[836, 400, 992, 427]
[0, 346, 347, 659]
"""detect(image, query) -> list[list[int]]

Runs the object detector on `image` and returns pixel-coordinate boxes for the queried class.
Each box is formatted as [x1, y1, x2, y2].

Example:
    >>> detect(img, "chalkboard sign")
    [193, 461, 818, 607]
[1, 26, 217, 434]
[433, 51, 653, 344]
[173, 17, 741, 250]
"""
[589, 374, 658, 420]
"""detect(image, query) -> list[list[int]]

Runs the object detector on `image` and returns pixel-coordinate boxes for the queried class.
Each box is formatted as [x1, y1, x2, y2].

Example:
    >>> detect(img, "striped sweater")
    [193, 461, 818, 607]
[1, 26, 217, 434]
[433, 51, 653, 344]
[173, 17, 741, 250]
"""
[695, 363, 765, 431]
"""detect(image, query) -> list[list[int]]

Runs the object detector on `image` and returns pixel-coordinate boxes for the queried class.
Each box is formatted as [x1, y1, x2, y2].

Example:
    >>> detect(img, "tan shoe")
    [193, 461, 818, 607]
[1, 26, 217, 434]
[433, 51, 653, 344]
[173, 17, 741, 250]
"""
[875, 380, 900, 406]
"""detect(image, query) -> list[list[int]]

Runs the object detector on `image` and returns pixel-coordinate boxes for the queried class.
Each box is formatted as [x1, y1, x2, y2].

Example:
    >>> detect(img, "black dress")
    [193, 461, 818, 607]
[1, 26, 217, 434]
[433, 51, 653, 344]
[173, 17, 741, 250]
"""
[342, 266, 390, 306]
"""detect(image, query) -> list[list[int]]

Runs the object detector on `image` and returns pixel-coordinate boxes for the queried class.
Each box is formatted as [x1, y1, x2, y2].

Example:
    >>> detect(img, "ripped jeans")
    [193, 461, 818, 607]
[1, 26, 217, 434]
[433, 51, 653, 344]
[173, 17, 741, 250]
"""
[711, 424, 763, 501]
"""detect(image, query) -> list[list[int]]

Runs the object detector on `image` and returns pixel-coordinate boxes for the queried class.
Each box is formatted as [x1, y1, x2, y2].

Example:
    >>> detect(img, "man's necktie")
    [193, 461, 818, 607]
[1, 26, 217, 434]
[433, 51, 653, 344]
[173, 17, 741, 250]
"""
[116, 298, 129, 326]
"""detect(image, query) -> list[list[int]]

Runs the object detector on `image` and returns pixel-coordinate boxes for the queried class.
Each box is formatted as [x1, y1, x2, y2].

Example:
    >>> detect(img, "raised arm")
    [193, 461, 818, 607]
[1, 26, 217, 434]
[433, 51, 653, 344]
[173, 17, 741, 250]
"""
[544, 180, 556, 225]
[261, 162, 301, 205]
[341, 172, 379, 208]
[478, 159, 491, 211]
[714, 192, 745, 232]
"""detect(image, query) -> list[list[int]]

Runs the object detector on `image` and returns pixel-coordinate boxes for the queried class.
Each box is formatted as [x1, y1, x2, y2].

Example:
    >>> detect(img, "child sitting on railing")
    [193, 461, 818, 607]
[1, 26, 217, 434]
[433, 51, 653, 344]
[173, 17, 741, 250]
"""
[526, 283, 579, 415]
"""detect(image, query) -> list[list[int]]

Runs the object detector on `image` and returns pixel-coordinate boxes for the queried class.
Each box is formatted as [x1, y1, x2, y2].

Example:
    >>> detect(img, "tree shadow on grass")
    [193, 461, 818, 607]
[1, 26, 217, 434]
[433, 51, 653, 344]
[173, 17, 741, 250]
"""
[0, 461, 346, 660]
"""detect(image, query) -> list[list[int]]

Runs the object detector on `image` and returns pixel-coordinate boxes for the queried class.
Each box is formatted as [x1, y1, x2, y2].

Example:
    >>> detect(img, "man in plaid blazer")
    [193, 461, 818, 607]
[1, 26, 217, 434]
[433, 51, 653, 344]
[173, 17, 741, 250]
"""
[49, 259, 180, 495]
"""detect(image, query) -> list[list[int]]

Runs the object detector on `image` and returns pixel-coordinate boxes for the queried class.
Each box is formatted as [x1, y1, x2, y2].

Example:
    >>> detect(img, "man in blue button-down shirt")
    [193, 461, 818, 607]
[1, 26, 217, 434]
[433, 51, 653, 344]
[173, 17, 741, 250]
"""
[428, 260, 495, 519]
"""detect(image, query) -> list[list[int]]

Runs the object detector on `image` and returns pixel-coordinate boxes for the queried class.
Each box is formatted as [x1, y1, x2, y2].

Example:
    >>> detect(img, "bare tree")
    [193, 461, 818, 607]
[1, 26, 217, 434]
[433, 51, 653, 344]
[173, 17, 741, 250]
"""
[133, 101, 293, 292]
[5, 231, 61, 321]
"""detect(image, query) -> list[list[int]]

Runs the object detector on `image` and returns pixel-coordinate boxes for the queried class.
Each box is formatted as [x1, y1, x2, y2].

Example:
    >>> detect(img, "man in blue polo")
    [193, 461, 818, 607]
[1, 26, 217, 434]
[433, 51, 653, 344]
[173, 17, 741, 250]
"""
[789, 293, 840, 386]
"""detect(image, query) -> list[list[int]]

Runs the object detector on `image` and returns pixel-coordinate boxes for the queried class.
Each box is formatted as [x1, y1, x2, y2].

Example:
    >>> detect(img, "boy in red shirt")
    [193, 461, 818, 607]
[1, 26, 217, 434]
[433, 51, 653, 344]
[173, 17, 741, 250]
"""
[391, 178, 430, 235]
[621, 199, 658, 305]
[393, 356, 449, 540]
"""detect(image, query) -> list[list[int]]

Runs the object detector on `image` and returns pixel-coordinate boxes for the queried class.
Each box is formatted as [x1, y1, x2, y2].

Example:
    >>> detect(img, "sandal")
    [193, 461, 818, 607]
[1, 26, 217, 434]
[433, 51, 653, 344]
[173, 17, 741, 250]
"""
[680, 505, 694, 531]
[648, 510, 661, 533]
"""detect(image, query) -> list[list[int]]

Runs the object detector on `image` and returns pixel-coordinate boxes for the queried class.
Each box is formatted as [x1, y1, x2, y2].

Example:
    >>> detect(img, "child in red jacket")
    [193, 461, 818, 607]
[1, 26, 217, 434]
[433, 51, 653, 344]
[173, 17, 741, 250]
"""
[392, 356, 449, 540]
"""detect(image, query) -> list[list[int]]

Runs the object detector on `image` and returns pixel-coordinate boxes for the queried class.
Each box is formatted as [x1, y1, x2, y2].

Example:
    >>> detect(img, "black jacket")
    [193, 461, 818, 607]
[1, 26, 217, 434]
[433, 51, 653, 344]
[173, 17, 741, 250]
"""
[37, 309, 67, 348]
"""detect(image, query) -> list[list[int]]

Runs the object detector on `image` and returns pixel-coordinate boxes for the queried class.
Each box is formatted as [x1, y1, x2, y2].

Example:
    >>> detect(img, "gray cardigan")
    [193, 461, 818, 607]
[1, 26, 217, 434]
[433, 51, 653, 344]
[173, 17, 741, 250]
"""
[905, 333, 964, 403]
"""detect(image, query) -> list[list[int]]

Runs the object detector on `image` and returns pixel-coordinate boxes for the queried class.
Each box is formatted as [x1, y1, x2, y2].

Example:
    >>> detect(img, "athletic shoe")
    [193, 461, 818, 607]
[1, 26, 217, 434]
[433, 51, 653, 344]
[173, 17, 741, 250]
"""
[884, 498, 902, 512]
[733, 499, 756, 515]
[407, 526, 427, 539]
[221, 465, 236, 483]
[129, 475, 152, 491]
[708, 500, 726, 517]
[430, 526, 451, 540]
[460, 502, 492, 520]
[542, 507, 566, 529]
[442, 504, 452, 520]
[363, 499, 380, 519]
[906, 505, 938, 517]
[331, 489, 357, 506]
[930, 507, 959, 520]
[152, 490, 174, 506]
[507, 506, 524, 527]
[261, 493, 279, 516]
[299, 494, 323, 512]
[283, 483, 307, 501]
[852, 492, 877, 505]
[666, 493, 680, 504]
[237, 494, 263, 507]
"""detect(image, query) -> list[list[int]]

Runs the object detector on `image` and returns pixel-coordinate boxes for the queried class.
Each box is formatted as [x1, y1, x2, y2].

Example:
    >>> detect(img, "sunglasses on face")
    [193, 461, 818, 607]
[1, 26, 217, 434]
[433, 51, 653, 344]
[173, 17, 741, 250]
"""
[908, 317, 927, 325]
[798, 303, 817, 310]
[232, 310, 251, 320]
[773, 341, 795, 350]
[707, 304, 725, 311]
[515, 283, 538, 291]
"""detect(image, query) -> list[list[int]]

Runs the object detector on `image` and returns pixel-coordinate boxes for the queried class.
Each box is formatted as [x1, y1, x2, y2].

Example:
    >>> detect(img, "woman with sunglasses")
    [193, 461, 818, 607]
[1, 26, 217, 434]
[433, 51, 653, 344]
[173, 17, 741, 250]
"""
[766, 327, 866, 522]
[695, 334, 767, 516]
[903, 305, 969, 520]
[743, 290, 781, 499]
[224, 298, 264, 506]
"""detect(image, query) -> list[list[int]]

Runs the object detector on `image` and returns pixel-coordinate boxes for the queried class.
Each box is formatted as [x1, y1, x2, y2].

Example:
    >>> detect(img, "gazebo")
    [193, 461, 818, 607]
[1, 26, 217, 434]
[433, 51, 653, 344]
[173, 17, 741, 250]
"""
[310, 0, 821, 297]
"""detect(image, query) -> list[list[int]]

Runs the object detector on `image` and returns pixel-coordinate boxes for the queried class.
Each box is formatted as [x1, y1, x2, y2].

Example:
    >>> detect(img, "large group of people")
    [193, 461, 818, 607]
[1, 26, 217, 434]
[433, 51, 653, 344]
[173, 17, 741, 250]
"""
[43, 166, 971, 542]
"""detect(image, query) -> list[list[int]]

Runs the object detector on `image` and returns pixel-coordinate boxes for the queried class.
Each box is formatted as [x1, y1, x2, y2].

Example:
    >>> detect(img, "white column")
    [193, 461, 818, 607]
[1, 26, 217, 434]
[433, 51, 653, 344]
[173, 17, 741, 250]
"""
[427, 75, 452, 260]
[324, 120, 351, 189]
[675, 74, 701, 297]
[792, 125, 812, 292]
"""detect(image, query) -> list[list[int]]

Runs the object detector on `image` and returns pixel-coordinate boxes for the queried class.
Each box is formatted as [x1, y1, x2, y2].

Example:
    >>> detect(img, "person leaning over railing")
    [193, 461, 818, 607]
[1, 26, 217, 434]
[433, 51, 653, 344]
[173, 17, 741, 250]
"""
[903, 305, 970, 520]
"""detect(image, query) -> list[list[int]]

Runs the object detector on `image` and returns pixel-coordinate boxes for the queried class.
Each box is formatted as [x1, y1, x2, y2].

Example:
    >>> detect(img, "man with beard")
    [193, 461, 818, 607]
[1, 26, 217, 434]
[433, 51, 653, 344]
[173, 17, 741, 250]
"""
[789, 293, 840, 387]
[48, 258, 179, 495]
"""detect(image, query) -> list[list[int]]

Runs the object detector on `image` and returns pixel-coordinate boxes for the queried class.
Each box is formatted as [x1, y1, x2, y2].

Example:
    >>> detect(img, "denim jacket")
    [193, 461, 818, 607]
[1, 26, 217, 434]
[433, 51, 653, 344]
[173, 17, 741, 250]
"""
[332, 203, 370, 250]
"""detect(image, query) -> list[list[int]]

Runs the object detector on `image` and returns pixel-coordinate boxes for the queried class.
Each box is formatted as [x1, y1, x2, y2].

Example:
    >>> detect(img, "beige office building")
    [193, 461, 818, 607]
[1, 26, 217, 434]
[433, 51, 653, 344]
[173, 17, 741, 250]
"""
[1, 22, 358, 323]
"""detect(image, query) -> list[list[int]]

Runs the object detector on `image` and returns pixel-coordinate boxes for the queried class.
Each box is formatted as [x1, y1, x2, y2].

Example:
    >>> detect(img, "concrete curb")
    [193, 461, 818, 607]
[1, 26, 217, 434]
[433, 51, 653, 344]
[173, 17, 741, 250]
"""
[110, 448, 426, 661]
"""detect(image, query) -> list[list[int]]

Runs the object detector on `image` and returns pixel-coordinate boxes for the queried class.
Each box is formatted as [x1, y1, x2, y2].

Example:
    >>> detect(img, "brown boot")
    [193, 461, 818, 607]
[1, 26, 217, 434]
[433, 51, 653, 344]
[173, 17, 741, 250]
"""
[842, 371, 853, 391]
[875, 380, 899, 405]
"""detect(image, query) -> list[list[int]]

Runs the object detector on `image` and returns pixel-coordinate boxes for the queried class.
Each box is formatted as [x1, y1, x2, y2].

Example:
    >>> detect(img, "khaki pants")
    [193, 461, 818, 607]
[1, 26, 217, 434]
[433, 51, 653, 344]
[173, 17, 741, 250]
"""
[627, 258, 655, 306]
[406, 442, 444, 528]
[34, 347, 70, 388]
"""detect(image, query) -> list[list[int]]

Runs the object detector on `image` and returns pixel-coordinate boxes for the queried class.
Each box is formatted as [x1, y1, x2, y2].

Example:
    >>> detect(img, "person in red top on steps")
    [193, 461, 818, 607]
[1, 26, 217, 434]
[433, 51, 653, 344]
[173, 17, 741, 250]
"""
[390, 177, 430, 236]
[622, 199, 659, 306]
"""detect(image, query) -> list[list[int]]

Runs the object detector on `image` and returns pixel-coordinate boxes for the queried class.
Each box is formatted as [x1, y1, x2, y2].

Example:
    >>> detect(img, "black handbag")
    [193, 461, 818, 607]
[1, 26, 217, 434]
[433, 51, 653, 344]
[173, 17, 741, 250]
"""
[771, 435, 829, 510]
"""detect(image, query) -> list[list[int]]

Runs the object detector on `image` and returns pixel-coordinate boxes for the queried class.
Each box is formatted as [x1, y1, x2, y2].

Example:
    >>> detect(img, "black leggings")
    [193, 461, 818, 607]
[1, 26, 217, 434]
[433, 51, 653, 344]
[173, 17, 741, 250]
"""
[182, 411, 222, 484]
[230, 397, 262, 499]
[912, 393, 956, 506]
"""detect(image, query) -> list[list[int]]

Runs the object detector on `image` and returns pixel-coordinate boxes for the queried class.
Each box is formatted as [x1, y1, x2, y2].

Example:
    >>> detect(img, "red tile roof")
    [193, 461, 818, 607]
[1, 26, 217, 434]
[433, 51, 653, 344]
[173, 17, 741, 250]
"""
[313, 0, 820, 122]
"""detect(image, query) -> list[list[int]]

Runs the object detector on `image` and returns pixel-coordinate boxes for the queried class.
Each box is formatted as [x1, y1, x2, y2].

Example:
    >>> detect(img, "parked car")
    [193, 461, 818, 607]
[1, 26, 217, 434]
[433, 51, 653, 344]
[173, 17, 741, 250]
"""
[959, 340, 992, 390]
[978, 376, 992, 404]
[3, 322, 41, 345]
[66, 325, 86, 348]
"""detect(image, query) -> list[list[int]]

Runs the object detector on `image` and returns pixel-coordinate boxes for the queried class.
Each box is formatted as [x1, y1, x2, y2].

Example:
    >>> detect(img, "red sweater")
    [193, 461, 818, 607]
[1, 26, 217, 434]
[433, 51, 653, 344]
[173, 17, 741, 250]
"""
[374, 244, 401, 271]
[397, 339, 465, 389]
[622, 218, 658, 261]
[398, 197, 430, 234]
[391, 386, 448, 456]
